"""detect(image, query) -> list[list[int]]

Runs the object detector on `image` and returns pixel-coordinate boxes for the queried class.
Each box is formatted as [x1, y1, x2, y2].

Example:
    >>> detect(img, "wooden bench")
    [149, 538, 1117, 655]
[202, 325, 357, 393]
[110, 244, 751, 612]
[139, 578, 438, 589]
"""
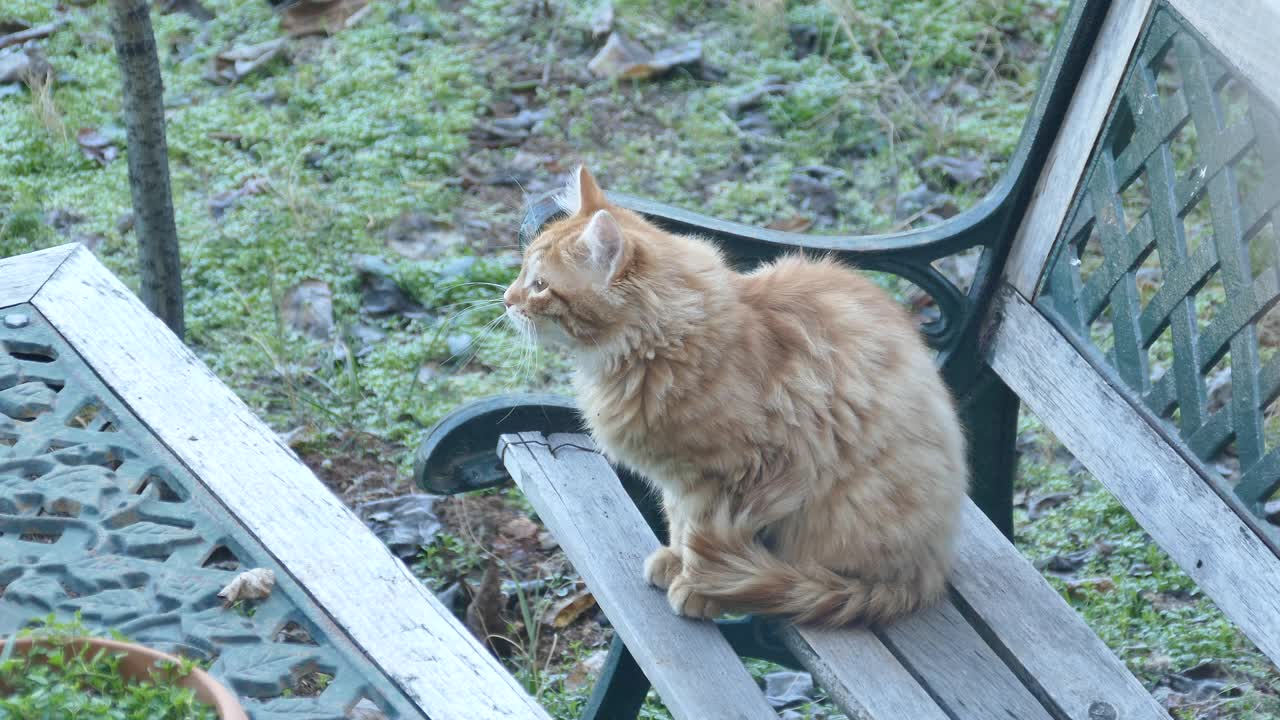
[418, 0, 1280, 717]
[1, 246, 552, 720]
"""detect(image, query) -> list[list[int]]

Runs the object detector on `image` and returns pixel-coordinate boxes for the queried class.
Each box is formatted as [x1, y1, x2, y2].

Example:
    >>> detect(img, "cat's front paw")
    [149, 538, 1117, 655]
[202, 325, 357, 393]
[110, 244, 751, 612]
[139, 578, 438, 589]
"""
[667, 574, 722, 619]
[643, 546, 683, 589]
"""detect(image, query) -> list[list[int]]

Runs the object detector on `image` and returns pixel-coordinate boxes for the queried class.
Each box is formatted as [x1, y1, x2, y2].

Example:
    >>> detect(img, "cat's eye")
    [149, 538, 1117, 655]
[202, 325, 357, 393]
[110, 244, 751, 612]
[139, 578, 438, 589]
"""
[533, 277, 548, 292]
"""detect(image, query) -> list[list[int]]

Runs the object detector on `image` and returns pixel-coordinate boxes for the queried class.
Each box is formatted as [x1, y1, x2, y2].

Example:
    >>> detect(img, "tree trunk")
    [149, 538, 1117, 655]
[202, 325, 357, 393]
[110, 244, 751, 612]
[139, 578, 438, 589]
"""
[108, 0, 184, 339]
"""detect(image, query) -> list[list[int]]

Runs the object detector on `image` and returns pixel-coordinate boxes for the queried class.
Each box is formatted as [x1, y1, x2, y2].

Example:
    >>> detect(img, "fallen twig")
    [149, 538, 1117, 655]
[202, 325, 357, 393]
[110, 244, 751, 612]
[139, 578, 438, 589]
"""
[0, 21, 63, 50]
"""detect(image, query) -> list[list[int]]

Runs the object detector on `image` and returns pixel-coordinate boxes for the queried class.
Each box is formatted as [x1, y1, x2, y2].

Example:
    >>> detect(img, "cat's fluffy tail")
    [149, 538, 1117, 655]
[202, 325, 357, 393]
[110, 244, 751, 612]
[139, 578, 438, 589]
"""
[682, 525, 944, 627]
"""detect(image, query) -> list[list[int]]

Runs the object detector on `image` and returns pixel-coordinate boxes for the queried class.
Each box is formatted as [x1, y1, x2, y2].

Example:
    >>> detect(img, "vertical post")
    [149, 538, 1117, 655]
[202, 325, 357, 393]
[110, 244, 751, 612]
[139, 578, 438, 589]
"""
[961, 368, 1021, 538]
[580, 636, 650, 720]
[108, 0, 184, 339]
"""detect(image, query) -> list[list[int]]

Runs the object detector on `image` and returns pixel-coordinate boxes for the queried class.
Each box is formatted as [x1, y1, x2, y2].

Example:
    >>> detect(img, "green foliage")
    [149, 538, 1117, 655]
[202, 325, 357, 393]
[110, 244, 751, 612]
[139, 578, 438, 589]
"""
[0, 614, 216, 720]
[413, 532, 485, 590]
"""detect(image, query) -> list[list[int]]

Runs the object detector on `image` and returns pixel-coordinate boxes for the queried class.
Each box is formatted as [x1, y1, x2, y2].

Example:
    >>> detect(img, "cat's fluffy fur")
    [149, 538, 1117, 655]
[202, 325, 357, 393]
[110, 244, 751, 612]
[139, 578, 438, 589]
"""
[504, 166, 968, 626]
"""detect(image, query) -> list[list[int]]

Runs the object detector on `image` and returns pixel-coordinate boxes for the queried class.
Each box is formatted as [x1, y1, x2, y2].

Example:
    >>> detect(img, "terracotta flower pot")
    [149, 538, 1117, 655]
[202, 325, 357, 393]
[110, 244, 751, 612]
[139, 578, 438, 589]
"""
[0, 636, 246, 720]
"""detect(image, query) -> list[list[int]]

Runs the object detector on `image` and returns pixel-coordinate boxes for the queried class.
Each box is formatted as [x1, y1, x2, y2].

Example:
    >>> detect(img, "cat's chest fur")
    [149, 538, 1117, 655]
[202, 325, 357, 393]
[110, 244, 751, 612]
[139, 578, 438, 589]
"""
[573, 362, 703, 490]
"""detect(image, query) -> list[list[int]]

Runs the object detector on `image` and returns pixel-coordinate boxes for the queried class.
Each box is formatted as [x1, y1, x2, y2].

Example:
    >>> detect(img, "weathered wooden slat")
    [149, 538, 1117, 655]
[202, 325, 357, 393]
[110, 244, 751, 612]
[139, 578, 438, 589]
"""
[989, 285, 1280, 666]
[0, 243, 78, 308]
[1166, 0, 1280, 114]
[499, 432, 777, 720]
[950, 500, 1168, 719]
[877, 599, 1053, 720]
[1005, 0, 1154, 295]
[780, 626, 949, 720]
[32, 247, 551, 720]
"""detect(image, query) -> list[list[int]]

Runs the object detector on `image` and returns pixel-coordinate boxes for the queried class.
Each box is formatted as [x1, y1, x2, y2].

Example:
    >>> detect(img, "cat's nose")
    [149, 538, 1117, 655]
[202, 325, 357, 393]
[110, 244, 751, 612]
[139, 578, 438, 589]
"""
[503, 288, 514, 308]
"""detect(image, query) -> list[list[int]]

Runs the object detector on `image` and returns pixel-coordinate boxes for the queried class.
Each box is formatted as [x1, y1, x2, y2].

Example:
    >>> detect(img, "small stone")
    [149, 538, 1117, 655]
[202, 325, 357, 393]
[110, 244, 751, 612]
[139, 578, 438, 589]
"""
[4, 313, 30, 329]
[537, 530, 559, 551]
[352, 253, 396, 278]
[446, 334, 473, 359]
[353, 254, 423, 317]
[281, 280, 334, 340]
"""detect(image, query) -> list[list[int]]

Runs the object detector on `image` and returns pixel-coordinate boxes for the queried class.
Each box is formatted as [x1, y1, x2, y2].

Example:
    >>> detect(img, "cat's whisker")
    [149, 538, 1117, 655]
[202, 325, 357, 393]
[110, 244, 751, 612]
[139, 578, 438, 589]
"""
[454, 314, 512, 370]
[437, 281, 509, 293]
[435, 300, 505, 338]
[436, 297, 505, 311]
[435, 311, 509, 373]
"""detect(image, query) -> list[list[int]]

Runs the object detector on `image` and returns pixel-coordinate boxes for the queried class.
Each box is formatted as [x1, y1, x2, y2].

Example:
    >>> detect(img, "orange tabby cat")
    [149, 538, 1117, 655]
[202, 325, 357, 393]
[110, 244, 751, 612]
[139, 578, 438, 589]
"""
[503, 166, 968, 626]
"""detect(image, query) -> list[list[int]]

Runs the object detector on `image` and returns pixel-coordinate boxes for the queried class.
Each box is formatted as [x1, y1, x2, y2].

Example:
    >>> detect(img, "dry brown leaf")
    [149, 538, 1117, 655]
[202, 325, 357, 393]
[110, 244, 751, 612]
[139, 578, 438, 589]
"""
[500, 515, 539, 540]
[765, 215, 813, 233]
[1064, 576, 1115, 596]
[209, 175, 270, 218]
[218, 567, 276, 605]
[564, 648, 609, 691]
[282, 0, 372, 38]
[541, 587, 596, 629]
[1026, 491, 1074, 520]
[210, 38, 285, 84]
[587, 31, 704, 81]
[76, 127, 117, 165]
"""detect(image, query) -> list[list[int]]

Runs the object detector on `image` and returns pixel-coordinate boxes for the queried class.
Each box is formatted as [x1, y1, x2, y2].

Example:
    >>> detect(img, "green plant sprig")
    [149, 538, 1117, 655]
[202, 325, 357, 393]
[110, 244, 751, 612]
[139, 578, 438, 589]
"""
[0, 614, 218, 720]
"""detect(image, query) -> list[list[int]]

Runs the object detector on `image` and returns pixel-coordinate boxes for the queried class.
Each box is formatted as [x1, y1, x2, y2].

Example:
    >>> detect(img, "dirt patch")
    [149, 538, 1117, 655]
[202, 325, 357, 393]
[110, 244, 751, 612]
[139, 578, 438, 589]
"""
[296, 431, 405, 504]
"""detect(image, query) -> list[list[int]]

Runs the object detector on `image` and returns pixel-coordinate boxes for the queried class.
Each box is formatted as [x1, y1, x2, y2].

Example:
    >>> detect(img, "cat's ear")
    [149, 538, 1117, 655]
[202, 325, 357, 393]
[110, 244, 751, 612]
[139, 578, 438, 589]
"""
[581, 209, 629, 284]
[555, 165, 607, 216]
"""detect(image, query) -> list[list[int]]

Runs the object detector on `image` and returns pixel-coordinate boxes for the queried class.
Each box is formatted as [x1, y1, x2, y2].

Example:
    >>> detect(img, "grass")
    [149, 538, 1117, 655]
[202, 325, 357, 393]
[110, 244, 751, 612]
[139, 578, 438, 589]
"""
[2, 0, 1277, 717]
